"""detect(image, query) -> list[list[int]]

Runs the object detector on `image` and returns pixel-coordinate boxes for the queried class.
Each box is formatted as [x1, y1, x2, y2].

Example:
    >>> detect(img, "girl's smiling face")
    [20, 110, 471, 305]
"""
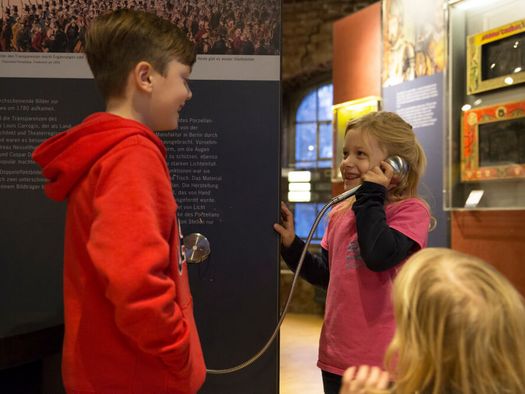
[340, 127, 387, 190]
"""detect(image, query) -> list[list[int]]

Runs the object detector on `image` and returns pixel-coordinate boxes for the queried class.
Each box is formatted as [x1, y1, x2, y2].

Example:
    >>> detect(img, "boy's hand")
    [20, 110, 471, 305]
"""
[362, 160, 394, 189]
[273, 201, 295, 248]
[340, 365, 391, 394]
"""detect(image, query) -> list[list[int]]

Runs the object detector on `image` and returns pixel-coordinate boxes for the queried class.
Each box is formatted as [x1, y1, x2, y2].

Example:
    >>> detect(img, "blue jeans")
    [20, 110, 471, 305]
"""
[322, 370, 342, 394]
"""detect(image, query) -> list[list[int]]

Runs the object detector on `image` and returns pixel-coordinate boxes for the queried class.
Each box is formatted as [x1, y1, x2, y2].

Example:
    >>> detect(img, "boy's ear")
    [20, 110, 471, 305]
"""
[133, 61, 154, 93]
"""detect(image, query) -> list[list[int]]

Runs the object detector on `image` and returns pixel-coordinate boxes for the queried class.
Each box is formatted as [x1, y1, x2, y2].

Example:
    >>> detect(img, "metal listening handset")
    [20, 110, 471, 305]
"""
[183, 156, 409, 374]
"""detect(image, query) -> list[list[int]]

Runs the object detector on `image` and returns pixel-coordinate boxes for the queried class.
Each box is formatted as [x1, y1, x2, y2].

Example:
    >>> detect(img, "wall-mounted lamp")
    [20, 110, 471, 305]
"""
[288, 170, 311, 183]
[287, 191, 311, 202]
[287, 170, 312, 202]
[288, 182, 311, 191]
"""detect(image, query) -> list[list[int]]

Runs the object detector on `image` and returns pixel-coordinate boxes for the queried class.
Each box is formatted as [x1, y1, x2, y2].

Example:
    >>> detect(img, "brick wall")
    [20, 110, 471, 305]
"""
[282, 0, 377, 90]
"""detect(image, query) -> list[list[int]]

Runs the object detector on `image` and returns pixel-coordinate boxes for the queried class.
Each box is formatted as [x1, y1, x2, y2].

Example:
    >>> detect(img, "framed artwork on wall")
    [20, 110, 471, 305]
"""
[466, 18, 525, 95]
[461, 100, 525, 182]
[332, 96, 381, 181]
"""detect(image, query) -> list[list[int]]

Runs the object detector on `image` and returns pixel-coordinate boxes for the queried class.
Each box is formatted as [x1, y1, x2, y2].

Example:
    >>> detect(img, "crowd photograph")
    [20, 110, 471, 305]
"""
[0, 0, 280, 55]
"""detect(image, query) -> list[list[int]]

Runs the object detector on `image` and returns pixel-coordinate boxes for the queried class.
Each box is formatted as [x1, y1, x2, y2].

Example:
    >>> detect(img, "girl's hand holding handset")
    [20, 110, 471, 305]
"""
[362, 160, 395, 189]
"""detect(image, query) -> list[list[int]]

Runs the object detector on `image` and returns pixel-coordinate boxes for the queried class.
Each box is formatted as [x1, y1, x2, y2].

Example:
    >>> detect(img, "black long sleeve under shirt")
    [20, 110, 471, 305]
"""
[281, 236, 329, 289]
[280, 181, 417, 287]
[352, 181, 416, 272]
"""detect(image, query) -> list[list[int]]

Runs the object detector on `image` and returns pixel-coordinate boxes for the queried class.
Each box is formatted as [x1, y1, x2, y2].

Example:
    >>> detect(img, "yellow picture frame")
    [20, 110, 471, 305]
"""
[466, 18, 525, 95]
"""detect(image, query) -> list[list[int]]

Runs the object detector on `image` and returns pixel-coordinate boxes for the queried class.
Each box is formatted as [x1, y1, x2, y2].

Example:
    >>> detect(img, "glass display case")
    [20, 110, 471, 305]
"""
[446, 0, 525, 209]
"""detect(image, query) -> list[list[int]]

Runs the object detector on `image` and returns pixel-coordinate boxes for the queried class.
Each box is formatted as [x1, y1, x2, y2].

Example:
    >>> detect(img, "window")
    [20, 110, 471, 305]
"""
[292, 83, 333, 244]
[293, 203, 329, 242]
[295, 84, 333, 169]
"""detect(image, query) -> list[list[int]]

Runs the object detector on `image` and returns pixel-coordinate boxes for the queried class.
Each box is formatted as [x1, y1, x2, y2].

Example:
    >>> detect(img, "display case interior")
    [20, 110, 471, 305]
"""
[446, 0, 525, 210]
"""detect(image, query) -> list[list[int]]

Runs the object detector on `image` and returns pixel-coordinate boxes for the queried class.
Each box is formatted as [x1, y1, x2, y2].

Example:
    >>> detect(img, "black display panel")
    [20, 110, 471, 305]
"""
[0, 78, 103, 343]
[0, 77, 280, 393]
[161, 80, 281, 393]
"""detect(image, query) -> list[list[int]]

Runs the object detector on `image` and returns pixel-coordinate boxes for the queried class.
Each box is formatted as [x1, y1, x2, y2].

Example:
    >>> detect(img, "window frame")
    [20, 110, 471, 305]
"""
[289, 81, 334, 244]
[293, 83, 333, 169]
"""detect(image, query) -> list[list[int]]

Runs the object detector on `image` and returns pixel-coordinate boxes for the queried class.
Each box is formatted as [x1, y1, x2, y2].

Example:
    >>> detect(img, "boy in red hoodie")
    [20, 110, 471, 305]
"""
[32, 9, 206, 394]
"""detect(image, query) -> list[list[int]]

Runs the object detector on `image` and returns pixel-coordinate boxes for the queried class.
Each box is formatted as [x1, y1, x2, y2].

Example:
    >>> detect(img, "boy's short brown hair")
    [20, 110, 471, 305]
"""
[85, 9, 196, 100]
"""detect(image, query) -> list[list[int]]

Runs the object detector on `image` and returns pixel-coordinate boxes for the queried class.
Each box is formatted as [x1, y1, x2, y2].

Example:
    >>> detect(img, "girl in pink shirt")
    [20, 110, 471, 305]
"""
[274, 111, 430, 394]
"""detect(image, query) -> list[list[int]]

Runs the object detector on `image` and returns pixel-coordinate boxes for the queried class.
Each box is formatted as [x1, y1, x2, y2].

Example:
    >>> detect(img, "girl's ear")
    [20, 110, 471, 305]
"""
[133, 61, 154, 93]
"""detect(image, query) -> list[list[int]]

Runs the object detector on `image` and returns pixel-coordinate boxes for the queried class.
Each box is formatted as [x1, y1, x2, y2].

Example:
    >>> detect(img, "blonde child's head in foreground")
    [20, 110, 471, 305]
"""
[341, 111, 426, 202]
[85, 9, 196, 131]
[386, 248, 525, 394]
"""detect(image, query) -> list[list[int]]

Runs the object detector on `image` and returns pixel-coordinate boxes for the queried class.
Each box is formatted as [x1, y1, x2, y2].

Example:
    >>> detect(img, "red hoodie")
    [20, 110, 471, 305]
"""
[33, 112, 206, 394]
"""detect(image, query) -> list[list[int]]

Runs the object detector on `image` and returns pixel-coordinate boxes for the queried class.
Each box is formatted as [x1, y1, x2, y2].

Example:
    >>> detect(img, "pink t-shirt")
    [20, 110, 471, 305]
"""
[318, 198, 430, 375]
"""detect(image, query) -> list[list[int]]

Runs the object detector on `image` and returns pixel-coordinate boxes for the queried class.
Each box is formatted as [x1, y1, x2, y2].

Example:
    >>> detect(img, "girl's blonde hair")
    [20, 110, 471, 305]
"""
[385, 248, 525, 394]
[345, 111, 426, 202]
